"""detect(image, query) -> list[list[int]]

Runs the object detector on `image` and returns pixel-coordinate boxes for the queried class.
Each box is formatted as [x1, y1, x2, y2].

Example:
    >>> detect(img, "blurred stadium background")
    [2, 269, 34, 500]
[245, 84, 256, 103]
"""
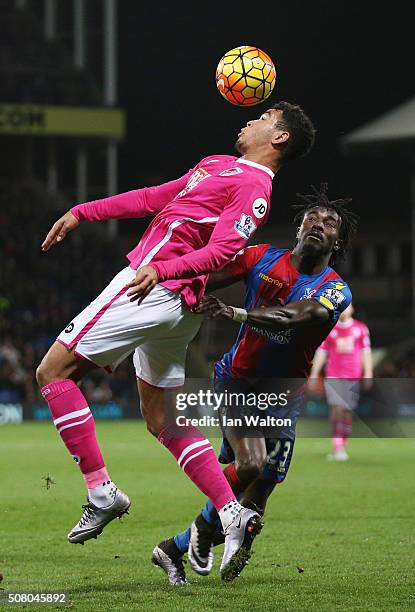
[0, 0, 414, 423]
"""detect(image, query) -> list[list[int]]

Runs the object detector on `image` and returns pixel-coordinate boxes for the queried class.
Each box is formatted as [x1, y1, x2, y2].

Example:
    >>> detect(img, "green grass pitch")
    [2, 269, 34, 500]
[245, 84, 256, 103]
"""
[0, 422, 414, 611]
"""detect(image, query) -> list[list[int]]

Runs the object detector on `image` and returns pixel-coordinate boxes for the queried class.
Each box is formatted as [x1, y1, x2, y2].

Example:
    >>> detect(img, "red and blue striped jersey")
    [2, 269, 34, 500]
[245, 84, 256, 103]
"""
[215, 244, 352, 380]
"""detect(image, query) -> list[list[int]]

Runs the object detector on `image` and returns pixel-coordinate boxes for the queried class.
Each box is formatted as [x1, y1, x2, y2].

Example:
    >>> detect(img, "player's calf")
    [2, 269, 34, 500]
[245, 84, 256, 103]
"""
[235, 454, 267, 487]
[223, 430, 268, 488]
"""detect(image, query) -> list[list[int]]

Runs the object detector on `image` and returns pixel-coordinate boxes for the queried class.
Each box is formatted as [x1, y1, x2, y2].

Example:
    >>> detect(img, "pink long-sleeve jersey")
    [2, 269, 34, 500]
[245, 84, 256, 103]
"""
[71, 155, 274, 308]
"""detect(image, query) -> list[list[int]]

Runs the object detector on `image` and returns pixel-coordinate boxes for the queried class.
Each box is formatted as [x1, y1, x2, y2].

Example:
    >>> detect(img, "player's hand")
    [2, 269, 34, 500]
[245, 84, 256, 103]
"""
[361, 377, 373, 393]
[193, 294, 234, 319]
[127, 265, 159, 305]
[41, 211, 79, 251]
[307, 377, 321, 394]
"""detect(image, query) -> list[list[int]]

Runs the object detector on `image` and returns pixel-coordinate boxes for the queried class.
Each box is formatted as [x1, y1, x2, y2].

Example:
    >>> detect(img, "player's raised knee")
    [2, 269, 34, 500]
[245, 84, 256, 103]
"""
[36, 358, 53, 388]
[36, 357, 66, 387]
[36, 342, 85, 387]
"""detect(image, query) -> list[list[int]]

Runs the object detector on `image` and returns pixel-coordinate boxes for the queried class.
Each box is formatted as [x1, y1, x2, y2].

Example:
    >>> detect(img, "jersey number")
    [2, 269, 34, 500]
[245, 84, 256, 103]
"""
[268, 440, 291, 467]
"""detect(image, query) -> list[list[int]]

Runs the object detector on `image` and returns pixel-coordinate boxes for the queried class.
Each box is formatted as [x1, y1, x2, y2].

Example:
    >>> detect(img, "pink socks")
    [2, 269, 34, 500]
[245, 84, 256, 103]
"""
[41, 379, 109, 488]
[341, 418, 352, 448]
[331, 417, 352, 451]
[42, 379, 239, 513]
[158, 424, 236, 511]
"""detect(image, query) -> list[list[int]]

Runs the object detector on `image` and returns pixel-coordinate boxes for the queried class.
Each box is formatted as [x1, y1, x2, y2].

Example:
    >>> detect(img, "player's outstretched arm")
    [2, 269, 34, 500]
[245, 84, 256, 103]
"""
[194, 296, 330, 331]
[69, 172, 193, 223]
[41, 210, 79, 251]
[247, 299, 330, 331]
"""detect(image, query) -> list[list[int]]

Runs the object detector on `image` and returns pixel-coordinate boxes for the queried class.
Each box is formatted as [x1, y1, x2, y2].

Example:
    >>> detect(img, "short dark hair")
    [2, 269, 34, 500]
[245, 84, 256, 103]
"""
[271, 101, 316, 162]
[293, 182, 359, 266]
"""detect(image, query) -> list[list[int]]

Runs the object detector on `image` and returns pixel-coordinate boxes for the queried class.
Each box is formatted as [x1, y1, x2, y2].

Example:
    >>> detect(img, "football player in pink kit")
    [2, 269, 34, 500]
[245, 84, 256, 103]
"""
[310, 303, 373, 460]
[37, 101, 315, 578]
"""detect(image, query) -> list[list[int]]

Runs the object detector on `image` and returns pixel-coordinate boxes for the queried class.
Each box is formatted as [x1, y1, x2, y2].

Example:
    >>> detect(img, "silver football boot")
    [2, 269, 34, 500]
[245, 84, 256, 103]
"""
[67, 488, 131, 544]
[152, 539, 187, 586]
[220, 506, 263, 582]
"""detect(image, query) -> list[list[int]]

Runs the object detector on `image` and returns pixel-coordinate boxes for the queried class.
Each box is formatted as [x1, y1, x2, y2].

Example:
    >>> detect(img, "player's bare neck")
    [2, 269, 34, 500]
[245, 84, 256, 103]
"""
[291, 249, 331, 275]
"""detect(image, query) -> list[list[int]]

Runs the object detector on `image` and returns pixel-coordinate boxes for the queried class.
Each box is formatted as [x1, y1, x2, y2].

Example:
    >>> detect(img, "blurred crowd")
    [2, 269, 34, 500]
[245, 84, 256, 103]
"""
[0, 1, 133, 407]
[0, 0, 99, 105]
[375, 340, 415, 378]
[0, 180, 137, 406]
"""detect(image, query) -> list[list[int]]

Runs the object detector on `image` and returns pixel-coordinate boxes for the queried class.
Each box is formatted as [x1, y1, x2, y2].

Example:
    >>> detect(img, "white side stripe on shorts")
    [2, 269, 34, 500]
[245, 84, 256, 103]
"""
[177, 439, 211, 467]
[53, 406, 91, 427]
[58, 413, 93, 434]
[140, 216, 219, 267]
[181, 446, 212, 471]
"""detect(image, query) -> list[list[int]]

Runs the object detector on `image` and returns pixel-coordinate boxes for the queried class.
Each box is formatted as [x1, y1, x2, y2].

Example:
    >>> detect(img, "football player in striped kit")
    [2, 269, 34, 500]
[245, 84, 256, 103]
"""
[152, 184, 357, 584]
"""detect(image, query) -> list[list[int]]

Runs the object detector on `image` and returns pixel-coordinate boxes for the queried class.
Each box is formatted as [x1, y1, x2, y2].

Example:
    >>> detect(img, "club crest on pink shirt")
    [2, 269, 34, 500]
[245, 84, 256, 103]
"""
[177, 168, 210, 198]
[219, 167, 243, 177]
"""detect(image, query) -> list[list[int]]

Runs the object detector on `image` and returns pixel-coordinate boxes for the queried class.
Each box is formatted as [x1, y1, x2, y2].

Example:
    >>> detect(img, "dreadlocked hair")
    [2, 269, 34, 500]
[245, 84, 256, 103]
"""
[292, 182, 359, 266]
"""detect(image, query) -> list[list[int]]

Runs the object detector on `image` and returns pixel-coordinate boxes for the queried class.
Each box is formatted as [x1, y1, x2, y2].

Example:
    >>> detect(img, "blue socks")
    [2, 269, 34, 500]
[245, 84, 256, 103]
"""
[174, 500, 222, 554]
[174, 528, 191, 554]
[201, 499, 219, 525]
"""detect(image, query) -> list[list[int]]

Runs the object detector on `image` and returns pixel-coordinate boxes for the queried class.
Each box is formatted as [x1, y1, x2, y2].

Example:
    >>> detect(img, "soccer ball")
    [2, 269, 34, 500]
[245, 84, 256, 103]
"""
[215, 46, 276, 106]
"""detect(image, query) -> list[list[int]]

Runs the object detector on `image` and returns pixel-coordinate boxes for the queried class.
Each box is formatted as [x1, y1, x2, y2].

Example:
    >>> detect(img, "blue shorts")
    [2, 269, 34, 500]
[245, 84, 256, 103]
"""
[219, 435, 295, 484]
[214, 376, 303, 484]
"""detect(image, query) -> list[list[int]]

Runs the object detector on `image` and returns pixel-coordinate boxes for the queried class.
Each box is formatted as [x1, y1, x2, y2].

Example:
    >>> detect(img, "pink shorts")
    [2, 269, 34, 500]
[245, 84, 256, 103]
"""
[57, 266, 202, 388]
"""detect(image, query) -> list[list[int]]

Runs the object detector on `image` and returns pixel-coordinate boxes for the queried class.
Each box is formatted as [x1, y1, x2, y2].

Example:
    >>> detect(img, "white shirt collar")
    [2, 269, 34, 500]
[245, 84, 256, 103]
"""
[337, 318, 354, 328]
[236, 158, 275, 179]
